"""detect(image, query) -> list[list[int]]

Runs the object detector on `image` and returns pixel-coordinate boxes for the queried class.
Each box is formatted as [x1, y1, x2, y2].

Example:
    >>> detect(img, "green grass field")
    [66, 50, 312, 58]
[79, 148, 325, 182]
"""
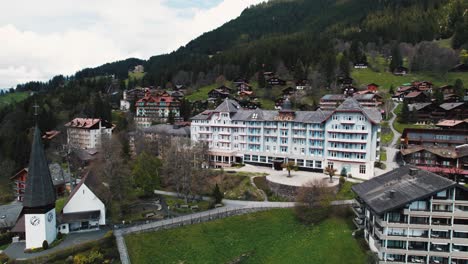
[0, 92, 29, 109]
[335, 181, 357, 200]
[125, 209, 366, 264]
[352, 68, 468, 91]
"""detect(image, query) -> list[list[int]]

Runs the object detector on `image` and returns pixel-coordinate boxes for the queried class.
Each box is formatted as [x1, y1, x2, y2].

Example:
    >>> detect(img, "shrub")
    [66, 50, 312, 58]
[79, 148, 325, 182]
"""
[42, 240, 49, 250]
[0, 253, 9, 263]
[347, 173, 352, 178]
[340, 167, 347, 177]
[212, 183, 224, 204]
[0, 232, 13, 246]
[57, 232, 63, 240]
[103, 231, 114, 239]
[339, 176, 346, 187]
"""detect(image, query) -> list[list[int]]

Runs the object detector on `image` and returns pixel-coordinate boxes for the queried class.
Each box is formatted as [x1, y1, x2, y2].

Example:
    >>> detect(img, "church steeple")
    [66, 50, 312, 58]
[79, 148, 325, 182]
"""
[23, 125, 56, 209]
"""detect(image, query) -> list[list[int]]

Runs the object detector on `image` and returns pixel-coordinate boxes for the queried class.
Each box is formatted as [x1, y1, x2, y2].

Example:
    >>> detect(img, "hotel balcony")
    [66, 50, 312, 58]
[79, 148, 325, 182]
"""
[353, 217, 364, 229]
[352, 205, 364, 218]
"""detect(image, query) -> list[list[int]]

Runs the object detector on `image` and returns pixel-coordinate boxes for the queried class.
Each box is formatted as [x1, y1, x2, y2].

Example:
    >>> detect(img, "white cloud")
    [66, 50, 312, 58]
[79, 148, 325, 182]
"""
[0, 0, 264, 88]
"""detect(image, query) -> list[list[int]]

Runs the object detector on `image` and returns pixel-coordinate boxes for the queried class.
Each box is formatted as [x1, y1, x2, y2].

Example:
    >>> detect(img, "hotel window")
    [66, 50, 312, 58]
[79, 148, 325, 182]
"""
[332, 115, 339, 120]
[266, 146, 270, 151]
[360, 144, 365, 150]
[358, 116, 365, 121]
[359, 165, 366, 174]
[260, 156, 267, 162]
[357, 154, 365, 159]
[328, 162, 334, 169]
[306, 160, 314, 167]
[347, 116, 353, 121]
[281, 147, 288, 153]
[315, 161, 322, 168]
[297, 159, 304, 166]
[301, 148, 305, 154]
[252, 155, 259, 161]
[344, 153, 350, 158]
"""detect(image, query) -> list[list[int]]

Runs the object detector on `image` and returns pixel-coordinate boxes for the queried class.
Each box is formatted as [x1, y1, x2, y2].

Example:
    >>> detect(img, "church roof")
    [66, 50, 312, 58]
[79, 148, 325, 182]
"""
[62, 170, 109, 211]
[23, 126, 56, 208]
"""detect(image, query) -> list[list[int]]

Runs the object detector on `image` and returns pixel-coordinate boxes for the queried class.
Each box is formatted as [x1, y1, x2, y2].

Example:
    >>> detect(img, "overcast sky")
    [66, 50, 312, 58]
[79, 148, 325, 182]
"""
[0, 0, 264, 88]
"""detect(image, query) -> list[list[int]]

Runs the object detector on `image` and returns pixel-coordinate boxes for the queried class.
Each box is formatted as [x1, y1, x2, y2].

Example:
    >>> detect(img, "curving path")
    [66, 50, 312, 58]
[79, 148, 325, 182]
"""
[380, 102, 401, 175]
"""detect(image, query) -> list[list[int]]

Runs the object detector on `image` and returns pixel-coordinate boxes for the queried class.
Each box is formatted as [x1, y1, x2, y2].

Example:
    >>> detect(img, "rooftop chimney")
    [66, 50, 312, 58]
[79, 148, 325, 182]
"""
[389, 190, 396, 199]
[409, 168, 419, 176]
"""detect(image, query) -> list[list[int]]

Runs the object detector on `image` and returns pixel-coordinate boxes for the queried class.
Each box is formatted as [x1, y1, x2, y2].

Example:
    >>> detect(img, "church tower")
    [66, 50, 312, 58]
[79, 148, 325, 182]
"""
[23, 126, 57, 249]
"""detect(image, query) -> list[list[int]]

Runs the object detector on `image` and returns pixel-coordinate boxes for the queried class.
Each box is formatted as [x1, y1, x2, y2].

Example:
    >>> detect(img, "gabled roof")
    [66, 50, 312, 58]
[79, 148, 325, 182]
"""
[23, 126, 56, 208]
[214, 99, 240, 113]
[439, 102, 464, 111]
[336, 97, 361, 111]
[405, 91, 423, 98]
[62, 170, 109, 211]
[352, 166, 456, 215]
[408, 103, 432, 111]
[436, 119, 465, 127]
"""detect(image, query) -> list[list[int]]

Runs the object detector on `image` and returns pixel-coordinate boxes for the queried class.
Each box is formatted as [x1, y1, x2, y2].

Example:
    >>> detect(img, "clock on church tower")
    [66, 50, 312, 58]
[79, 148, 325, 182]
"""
[23, 126, 57, 249]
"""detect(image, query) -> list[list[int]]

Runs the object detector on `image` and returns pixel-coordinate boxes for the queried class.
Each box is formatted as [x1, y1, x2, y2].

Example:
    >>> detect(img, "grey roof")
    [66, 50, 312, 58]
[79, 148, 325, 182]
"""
[23, 126, 56, 208]
[49, 163, 71, 186]
[142, 124, 190, 137]
[214, 99, 240, 113]
[0, 202, 22, 228]
[321, 94, 346, 101]
[352, 166, 456, 215]
[408, 103, 432, 111]
[439, 102, 464, 111]
[192, 97, 381, 123]
[336, 97, 362, 111]
[353, 94, 377, 100]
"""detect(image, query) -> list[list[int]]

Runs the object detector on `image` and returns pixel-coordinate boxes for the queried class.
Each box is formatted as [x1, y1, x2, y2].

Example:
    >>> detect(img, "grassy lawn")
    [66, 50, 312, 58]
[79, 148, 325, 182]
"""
[0, 243, 10, 250]
[380, 121, 394, 146]
[186, 84, 218, 101]
[0, 92, 29, 109]
[380, 149, 387, 162]
[221, 171, 265, 201]
[125, 209, 366, 264]
[335, 181, 357, 200]
[352, 68, 468, 91]
[165, 196, 211, 214]
[125, 72, 146, 86]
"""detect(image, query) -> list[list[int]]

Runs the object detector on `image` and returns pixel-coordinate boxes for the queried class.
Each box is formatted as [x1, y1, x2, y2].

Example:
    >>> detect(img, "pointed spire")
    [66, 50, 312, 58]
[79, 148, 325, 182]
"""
[23, 126, 56, 208]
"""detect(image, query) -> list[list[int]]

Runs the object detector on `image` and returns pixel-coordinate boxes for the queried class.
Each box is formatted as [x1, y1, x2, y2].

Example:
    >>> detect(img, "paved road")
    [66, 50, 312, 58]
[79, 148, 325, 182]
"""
[4, 228, 108, 260]
[380, 102, 401, 175]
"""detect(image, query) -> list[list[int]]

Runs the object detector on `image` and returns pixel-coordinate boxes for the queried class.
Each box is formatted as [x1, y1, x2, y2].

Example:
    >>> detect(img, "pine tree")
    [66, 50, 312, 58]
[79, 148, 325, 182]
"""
[389, 85, 395, 95]
[454, 79, 465, 97]
[212, 183, 223, 204]
[167, 111, 175, 125]
[400, 101, 410, 123]
[339, 51, 350, 76]
[389, 44, 403, 72]
[258, 71, 266, 88]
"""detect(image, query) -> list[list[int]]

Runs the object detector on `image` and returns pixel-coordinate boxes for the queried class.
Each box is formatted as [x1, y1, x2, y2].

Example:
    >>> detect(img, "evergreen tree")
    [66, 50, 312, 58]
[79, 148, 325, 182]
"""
[212, 183, 223, 204]
[258, 71, 266, 88]
[433, 88, 444, 105]
[338, 51, 350, 76]
[389, 85, 395, 95]
[400, 101, 410, 123]
[389, 44, 403, 72]
[454, 79, 465, 97]
[294, 59, 306, 81]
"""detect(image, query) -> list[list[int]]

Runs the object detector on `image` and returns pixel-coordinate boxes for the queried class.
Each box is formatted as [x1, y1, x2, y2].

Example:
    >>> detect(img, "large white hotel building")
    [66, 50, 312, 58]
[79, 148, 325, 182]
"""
[191, 97, 382, 179]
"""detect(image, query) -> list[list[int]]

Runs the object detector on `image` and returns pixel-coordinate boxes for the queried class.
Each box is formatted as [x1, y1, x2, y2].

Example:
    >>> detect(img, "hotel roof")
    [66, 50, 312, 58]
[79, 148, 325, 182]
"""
[352, 166, 456, 215]
[192, 98, 381, 123]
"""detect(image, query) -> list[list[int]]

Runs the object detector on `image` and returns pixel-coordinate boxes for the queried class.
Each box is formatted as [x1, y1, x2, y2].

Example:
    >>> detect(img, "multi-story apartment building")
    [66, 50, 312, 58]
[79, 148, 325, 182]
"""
[352, 166, 468, 264]
[135, 92, 181, 128]
[191, 97, 381, 179]
[65, 118, 113, 149]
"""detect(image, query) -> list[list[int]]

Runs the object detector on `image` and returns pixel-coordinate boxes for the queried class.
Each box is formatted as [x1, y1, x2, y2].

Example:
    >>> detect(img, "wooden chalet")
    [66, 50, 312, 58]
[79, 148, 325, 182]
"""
[393, 66, 409, 76]
[450, 63, 468, 72]
[267, 77, 286, 86]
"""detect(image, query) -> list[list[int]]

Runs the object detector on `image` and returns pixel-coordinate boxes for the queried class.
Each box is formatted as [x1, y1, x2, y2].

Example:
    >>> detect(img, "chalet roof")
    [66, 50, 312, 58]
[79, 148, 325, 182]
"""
[456, 144, 468, 157]
[408, 103, 432, 111]
[439, 102, 464, 111]
[214, 99, 240, 113]
[353, 94, 379, 100]
[367, 83, 379, 87]
[436, 119, 465, 127]
[405, 91, 423, 98]
[10, 164, 70, 186]
[321, 94, 346, 101]
[352, 166, 456, 215]
[400, 146, 425, 155]
[23, 126, 56, 208]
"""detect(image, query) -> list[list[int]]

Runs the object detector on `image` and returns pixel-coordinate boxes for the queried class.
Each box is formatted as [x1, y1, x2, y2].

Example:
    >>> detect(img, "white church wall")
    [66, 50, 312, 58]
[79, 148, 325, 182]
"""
[25, 208, 56, 249]
[63, 184, 106, 225]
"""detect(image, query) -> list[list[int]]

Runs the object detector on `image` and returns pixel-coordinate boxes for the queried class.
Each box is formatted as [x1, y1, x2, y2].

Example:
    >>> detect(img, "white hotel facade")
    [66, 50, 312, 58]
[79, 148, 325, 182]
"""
[191, 98, 382, 179]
